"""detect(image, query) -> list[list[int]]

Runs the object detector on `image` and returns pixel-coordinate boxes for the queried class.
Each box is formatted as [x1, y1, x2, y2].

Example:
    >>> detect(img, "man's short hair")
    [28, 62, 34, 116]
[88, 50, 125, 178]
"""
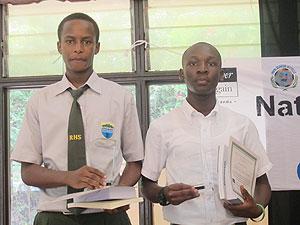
[182, 42, 222, 67]
[57, 12, 100, 42]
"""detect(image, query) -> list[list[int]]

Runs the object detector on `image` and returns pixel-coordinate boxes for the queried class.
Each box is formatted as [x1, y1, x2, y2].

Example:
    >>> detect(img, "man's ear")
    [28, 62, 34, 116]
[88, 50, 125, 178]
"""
[57, 41, 61, 54]
[219, 68, 225, 82]
[179, 69, 184, 81]
[95, 42, 100, 55]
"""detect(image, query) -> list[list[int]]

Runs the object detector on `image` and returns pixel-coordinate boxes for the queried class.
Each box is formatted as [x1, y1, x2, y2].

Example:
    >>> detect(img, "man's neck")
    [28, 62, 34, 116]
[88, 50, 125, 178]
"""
[66, 70, 93, 88]
[186, 93, 216, 116]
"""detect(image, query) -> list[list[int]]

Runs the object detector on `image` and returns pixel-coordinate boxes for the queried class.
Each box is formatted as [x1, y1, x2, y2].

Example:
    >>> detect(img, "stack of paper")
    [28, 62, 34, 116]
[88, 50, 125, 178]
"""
[54, 186, 143, 210]
[72, 186, 137, 202]
[68, 197, 143, 210]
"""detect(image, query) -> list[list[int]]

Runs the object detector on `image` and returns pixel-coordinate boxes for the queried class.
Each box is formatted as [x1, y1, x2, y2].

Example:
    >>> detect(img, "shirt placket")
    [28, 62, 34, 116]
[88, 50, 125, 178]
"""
[200, 116, 217, 222]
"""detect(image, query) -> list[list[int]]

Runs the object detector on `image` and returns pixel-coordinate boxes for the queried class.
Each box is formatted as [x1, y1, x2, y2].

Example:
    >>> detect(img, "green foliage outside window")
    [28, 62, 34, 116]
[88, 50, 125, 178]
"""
[9, 89, 37, 225]
[149, 84, 187, 121]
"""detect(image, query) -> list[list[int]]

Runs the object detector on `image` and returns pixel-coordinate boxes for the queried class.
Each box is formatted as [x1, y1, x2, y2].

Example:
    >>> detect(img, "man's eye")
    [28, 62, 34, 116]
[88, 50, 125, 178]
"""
[82, 40, 92, 45]
[208, 62, 216, 66]
[189, 62, 197, 66]
[65, 40, 74, 45]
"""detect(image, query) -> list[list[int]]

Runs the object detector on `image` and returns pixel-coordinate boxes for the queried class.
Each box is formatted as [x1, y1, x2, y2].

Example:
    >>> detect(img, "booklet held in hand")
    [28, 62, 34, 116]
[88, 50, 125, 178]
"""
[53, 186, 142, 210]
[218, 137, 258, 204]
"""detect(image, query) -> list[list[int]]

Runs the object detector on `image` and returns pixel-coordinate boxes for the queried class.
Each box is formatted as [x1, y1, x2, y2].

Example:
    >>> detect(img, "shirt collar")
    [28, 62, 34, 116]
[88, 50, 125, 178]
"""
[181, 99, 219, 121]
[85, 71, 102, 94]
[51, 71, 102, 97]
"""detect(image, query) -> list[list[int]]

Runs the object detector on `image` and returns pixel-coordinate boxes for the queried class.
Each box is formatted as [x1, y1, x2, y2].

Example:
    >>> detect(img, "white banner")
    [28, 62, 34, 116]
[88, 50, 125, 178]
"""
[217, 57, 300, 191]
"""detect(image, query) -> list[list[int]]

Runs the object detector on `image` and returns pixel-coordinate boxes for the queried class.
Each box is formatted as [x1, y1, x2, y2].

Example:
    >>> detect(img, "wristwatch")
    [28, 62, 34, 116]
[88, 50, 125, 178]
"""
[158, 186, 170, 206]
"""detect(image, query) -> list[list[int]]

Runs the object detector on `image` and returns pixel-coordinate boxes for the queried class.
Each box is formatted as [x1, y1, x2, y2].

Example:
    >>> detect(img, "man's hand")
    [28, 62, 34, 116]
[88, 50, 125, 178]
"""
[66, 165, 106, 190]
[223, 186, 262, 218]
[164, 183, 200, 205]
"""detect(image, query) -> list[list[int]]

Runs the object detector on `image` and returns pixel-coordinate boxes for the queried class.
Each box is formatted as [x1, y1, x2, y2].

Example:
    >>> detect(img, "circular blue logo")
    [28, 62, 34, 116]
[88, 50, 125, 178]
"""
[297, 163, 300, 180]
[270, 64, 298, 90]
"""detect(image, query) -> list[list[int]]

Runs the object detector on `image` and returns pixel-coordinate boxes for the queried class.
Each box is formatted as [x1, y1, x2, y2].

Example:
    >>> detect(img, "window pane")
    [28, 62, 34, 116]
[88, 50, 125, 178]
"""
[9, 89, 37, 225]
[147, 0, 261, 71]
[9, 85, 139, 225]
[149, 84, 187, 121]
[6, 0, 132, 77]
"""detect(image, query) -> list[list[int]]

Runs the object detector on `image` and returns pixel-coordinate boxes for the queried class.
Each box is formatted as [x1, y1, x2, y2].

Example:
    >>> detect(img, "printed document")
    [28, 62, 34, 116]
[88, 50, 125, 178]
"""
[218, 137, 258, 204]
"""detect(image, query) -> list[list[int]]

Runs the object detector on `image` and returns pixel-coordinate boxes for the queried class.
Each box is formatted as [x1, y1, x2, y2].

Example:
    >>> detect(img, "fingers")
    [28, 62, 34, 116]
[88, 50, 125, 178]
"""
[223, 199, 246, 217]
[240, 185, 251, 202]
[166, 183, 200, 205]
[80, 175, 104, 189]
[68, 166, 107, 189]
[82, 166, 107, 187]
[223, 186, 258, 218]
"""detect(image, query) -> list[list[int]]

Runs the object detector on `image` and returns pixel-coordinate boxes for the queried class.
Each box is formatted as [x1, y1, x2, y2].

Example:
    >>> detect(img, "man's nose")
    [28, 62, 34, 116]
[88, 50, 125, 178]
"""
[197, 62, 208, 73]
[74, 42, 83, 53]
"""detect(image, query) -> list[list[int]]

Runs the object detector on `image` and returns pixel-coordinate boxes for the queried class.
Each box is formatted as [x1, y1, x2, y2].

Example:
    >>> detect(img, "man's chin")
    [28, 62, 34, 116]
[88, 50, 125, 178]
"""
[67, 66, 91, 74]
[192, 86, 212, 94]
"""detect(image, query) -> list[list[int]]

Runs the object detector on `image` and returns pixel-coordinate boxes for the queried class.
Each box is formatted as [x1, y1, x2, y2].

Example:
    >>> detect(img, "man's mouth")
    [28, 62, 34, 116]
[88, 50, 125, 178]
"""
[70, 58, 85, 62]
[196, 79, 209, 85]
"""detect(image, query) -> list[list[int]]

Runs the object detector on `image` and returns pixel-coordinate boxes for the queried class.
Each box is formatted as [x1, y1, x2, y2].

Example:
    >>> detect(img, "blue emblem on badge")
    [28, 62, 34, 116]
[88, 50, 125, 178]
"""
[271, 64, 298, 90]
[101, 122, 114, 139]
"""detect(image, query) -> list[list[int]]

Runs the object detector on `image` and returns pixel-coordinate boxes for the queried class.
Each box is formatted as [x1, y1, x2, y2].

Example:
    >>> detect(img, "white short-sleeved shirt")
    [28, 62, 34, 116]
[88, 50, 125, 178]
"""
[142, 100, 272, 225]
[11, 71, 144, 212]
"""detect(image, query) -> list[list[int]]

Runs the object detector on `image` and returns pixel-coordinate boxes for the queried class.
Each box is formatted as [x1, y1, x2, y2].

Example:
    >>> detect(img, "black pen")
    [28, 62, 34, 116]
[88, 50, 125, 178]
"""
[194, 184, 205, 190]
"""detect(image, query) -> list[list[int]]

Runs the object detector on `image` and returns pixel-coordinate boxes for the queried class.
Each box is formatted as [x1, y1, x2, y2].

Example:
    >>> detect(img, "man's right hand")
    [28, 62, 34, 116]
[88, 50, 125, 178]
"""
[164, 183, 200, 205]
[66, 165, 106, 190]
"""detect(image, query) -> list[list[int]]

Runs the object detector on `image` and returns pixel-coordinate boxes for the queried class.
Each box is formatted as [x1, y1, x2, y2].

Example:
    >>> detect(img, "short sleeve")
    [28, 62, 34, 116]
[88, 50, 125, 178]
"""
[11, 93, 43, 165]
[141, 121, 167, 181]
[244, 120, 272, 177]
[120, 91, 144, 162]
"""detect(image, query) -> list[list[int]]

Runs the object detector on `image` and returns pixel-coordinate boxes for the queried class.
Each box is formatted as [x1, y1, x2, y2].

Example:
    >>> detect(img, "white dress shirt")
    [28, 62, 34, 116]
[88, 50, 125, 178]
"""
[142, 100, 272, 225]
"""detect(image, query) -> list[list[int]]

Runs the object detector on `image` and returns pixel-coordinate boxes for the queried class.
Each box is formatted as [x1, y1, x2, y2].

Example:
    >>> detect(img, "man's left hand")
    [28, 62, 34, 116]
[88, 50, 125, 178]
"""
[223, 186, 262, 218]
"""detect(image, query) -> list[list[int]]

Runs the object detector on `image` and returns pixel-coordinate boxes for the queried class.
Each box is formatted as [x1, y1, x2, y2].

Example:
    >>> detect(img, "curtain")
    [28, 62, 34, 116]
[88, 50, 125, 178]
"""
[0, 0, 91, 4]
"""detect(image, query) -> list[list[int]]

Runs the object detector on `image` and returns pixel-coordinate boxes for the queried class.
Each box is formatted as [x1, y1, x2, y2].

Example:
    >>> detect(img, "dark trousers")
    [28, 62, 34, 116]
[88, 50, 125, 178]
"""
[33, 211, 131, 225]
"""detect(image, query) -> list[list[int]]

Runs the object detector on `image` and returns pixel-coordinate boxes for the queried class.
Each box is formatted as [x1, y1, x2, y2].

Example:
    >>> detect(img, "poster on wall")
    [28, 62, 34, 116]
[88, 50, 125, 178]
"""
[217, 57, 300, 191]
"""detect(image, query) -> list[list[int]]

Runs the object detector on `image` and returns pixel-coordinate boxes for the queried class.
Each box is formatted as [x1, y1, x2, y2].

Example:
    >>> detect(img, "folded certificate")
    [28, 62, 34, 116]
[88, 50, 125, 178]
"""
[218, 137, 258, 204]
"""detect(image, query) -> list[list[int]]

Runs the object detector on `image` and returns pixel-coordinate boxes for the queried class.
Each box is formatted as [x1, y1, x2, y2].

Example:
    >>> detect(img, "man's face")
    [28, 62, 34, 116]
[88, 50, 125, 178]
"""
[180, 44, 222, 97]
[57, 19, 100, 74]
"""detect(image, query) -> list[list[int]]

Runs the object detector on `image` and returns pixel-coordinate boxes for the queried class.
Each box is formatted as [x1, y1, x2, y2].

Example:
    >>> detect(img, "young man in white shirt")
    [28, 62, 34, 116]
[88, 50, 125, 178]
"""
[141, 42, 272, 225]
